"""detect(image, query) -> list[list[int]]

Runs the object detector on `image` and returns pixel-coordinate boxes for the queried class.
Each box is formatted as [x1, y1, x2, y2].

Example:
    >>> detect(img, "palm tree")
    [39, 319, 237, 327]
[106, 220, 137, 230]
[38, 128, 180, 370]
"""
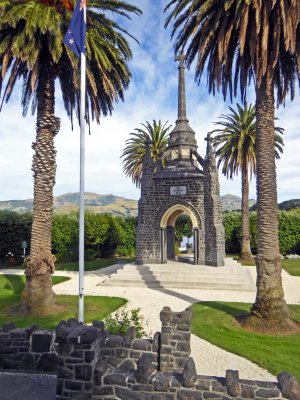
[165, 0, 300, 331]
[211, 103, 284, 262]
[121, 120, 171, 186]
[0, 0, 141, 314]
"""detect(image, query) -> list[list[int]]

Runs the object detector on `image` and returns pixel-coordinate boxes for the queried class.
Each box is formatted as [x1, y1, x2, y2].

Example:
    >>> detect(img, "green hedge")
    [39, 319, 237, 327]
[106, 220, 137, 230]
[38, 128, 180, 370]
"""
[0, 211, 32, 266]
[1, 209, 299, 265]
[223, 210, 300, 255]
[52, 212, 137, 262]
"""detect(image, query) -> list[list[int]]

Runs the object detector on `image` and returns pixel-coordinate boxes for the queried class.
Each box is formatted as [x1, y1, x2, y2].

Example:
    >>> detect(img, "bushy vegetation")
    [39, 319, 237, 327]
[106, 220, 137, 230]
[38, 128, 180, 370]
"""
[52, 213, 137, 262]
[1, 209, 299, 266]
[0, 212, 136, 265]
[0, 211, 32, 265]
[104, 307, 148, 338]
[223, 210, 300, 255]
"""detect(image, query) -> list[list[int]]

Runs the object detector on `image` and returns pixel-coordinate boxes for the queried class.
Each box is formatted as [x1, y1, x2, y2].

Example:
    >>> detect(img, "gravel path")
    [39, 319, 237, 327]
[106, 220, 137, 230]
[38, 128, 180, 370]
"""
[1, 264, 299, 381]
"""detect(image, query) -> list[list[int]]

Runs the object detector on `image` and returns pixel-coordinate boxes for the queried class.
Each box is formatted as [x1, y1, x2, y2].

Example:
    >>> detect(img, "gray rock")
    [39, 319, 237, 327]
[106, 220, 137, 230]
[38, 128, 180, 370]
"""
[152, 373, 170, 391]
[92, 320, 104, 330]
[226, 369, 240, 397]
[182, 357, 197, 388]
[36, 353, 58, 372]
[103, 373, 127, 386]
[79, 327, 98, 344]
[125, 326, 136, 344]
[278, 371, 300, 400]
[136, 353, 155, 383]
[2, 323, 16, 333]
[115, 386, 144, 400]
[75, 364, 92, 381]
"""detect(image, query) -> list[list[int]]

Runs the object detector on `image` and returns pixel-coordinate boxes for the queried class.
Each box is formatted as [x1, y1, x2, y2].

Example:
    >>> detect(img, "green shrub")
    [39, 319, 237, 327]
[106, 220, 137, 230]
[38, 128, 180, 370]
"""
[104, 307, 148, 338]
[0, 211, 32, 266]
[223, 210, 300, 256]
[279, 211, 300, 255]
[52, 212, 79, 262]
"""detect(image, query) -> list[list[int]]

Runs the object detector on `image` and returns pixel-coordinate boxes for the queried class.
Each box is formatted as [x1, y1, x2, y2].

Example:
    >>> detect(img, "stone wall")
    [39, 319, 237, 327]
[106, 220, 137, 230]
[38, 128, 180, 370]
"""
[0, 308, 299, 400]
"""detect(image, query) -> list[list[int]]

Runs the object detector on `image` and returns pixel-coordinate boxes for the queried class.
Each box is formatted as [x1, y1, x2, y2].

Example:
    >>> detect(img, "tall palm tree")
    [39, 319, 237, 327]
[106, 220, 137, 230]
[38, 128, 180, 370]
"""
[0, 0, 141, 314]
[165, 0, 300, 331]
[211, 103, 284, 262]
[121, 120, 171, 186]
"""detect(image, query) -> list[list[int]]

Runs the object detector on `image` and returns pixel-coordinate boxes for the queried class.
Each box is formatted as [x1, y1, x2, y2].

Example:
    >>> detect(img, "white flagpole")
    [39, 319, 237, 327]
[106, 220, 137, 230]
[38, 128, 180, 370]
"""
[79, 4, 86, 324]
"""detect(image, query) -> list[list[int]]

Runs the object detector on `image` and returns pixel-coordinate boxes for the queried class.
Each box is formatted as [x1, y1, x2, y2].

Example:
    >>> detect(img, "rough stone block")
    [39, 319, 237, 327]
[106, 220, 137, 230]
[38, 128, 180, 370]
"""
[2, 323, 16, 333]
[84, 350, 95, 363]
[177, 389, 202, 400]
[241, 384, 255, 398]
[278, 372, 300, 400]
[92, 320, 104, 330]
[103, 373, 127, 386]
[182, 357, 197, 388]
[36, 353, 58, 372]
[20, 352, 35, 370]
[75, 364, 92, 381]
[136, 353, 155, 383]
[225, 370, 240, 397]
[125, 326, 136, 344]
[152, 373, 170, 391]
[255, 388, 281, 398]
[115, 386, 144, 400]
[78, 326, 98, 344]
[57, 366, 74, 379]
[118, 359, 136, 372]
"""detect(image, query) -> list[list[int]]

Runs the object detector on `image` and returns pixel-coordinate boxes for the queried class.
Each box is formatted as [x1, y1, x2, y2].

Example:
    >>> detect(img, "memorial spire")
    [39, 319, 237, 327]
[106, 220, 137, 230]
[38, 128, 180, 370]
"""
[175, 51, 187, 121]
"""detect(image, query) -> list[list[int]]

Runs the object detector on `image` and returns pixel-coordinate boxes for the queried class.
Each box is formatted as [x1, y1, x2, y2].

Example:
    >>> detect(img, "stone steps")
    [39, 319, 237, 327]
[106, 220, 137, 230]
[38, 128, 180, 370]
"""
[97, 259, 255, 291]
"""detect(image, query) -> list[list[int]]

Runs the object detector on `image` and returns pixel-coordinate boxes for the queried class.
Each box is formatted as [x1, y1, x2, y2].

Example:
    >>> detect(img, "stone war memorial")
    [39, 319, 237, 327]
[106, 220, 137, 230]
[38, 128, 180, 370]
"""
[135, 53, 225, 267]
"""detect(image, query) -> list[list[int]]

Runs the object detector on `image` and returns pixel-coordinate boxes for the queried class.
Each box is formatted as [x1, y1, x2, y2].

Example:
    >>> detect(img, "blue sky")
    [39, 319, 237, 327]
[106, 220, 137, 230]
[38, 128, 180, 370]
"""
[0, 0, 299, 202]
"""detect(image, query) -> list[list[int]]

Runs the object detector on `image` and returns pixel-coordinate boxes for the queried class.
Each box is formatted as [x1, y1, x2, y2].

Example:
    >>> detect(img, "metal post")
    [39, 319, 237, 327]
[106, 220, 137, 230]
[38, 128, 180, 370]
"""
[78, 5, 86, 324]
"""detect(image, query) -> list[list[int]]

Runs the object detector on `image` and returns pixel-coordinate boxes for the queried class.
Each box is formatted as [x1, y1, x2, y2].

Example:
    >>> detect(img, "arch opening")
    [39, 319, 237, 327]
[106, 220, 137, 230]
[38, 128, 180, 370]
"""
[159, 204, 201, 264]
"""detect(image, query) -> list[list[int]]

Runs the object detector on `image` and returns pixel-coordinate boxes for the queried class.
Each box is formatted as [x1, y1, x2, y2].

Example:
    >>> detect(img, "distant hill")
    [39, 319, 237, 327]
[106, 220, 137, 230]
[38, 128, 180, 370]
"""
[0, 192, 258, 215]
[221, 194, 256, 212]
[1, 193, 298, 214]
[0, 193, 138, 217]
[278, 199, 300, 211]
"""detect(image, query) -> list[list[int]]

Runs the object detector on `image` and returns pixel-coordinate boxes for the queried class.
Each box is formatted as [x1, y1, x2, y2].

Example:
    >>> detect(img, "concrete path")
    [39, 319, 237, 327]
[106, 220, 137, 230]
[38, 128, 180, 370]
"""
[1, 263, 300, 381]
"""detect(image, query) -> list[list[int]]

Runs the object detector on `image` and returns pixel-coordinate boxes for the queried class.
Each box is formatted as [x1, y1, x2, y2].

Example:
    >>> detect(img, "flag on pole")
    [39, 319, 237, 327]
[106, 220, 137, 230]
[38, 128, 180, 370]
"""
[64, 0, 86, 57]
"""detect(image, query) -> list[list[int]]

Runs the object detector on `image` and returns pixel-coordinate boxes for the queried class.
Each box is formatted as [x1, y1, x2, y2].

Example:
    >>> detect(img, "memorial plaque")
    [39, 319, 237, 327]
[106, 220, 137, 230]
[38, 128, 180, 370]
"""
[0, 371, 57, 400]
[170, 186, 187, 195]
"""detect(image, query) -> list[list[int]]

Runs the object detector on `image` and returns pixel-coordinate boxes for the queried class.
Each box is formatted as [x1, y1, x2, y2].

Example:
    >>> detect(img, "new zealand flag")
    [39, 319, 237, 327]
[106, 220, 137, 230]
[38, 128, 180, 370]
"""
[64, 0, 86, 57]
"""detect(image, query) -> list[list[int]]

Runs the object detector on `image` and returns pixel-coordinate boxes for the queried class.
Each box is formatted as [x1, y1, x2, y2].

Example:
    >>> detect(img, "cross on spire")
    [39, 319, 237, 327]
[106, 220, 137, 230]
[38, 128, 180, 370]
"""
[175, 51, 185, 68]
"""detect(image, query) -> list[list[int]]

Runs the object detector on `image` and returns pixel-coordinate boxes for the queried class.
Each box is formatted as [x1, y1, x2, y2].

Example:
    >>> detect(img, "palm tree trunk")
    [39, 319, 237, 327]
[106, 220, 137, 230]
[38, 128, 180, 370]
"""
[248, 71, 291, 330]
[21, 55, 60, 315]
[240, 164, 253, 261]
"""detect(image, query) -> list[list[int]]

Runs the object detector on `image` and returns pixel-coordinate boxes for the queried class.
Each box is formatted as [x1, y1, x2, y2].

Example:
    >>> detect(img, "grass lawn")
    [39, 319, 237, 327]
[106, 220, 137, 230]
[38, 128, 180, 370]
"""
[55, 257, 135, 271]
[192, 301, 300, 379]
[0, 274, 126, 329]
[226, 254, 300, 276]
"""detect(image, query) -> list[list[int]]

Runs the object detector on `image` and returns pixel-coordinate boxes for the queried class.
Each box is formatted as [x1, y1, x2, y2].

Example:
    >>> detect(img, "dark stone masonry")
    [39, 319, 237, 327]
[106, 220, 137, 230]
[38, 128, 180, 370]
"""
[0, 307, 299, 400]
[135, 53, 225, 267]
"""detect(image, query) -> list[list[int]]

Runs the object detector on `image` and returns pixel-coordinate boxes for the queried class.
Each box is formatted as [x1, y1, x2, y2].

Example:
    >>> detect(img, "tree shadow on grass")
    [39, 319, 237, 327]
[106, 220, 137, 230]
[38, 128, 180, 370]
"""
[2, 274, 24, 297]
[195, 301, 250, 319]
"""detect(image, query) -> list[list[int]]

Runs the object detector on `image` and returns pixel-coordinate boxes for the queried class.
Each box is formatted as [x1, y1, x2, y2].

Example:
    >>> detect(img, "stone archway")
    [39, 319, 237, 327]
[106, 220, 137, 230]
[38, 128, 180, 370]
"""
[159, 203, 202, 264]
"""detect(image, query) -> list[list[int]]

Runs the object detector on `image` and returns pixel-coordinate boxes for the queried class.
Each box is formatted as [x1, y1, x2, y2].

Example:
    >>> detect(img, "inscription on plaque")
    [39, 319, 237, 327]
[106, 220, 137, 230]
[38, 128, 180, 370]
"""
[170, 186, 187, 195]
